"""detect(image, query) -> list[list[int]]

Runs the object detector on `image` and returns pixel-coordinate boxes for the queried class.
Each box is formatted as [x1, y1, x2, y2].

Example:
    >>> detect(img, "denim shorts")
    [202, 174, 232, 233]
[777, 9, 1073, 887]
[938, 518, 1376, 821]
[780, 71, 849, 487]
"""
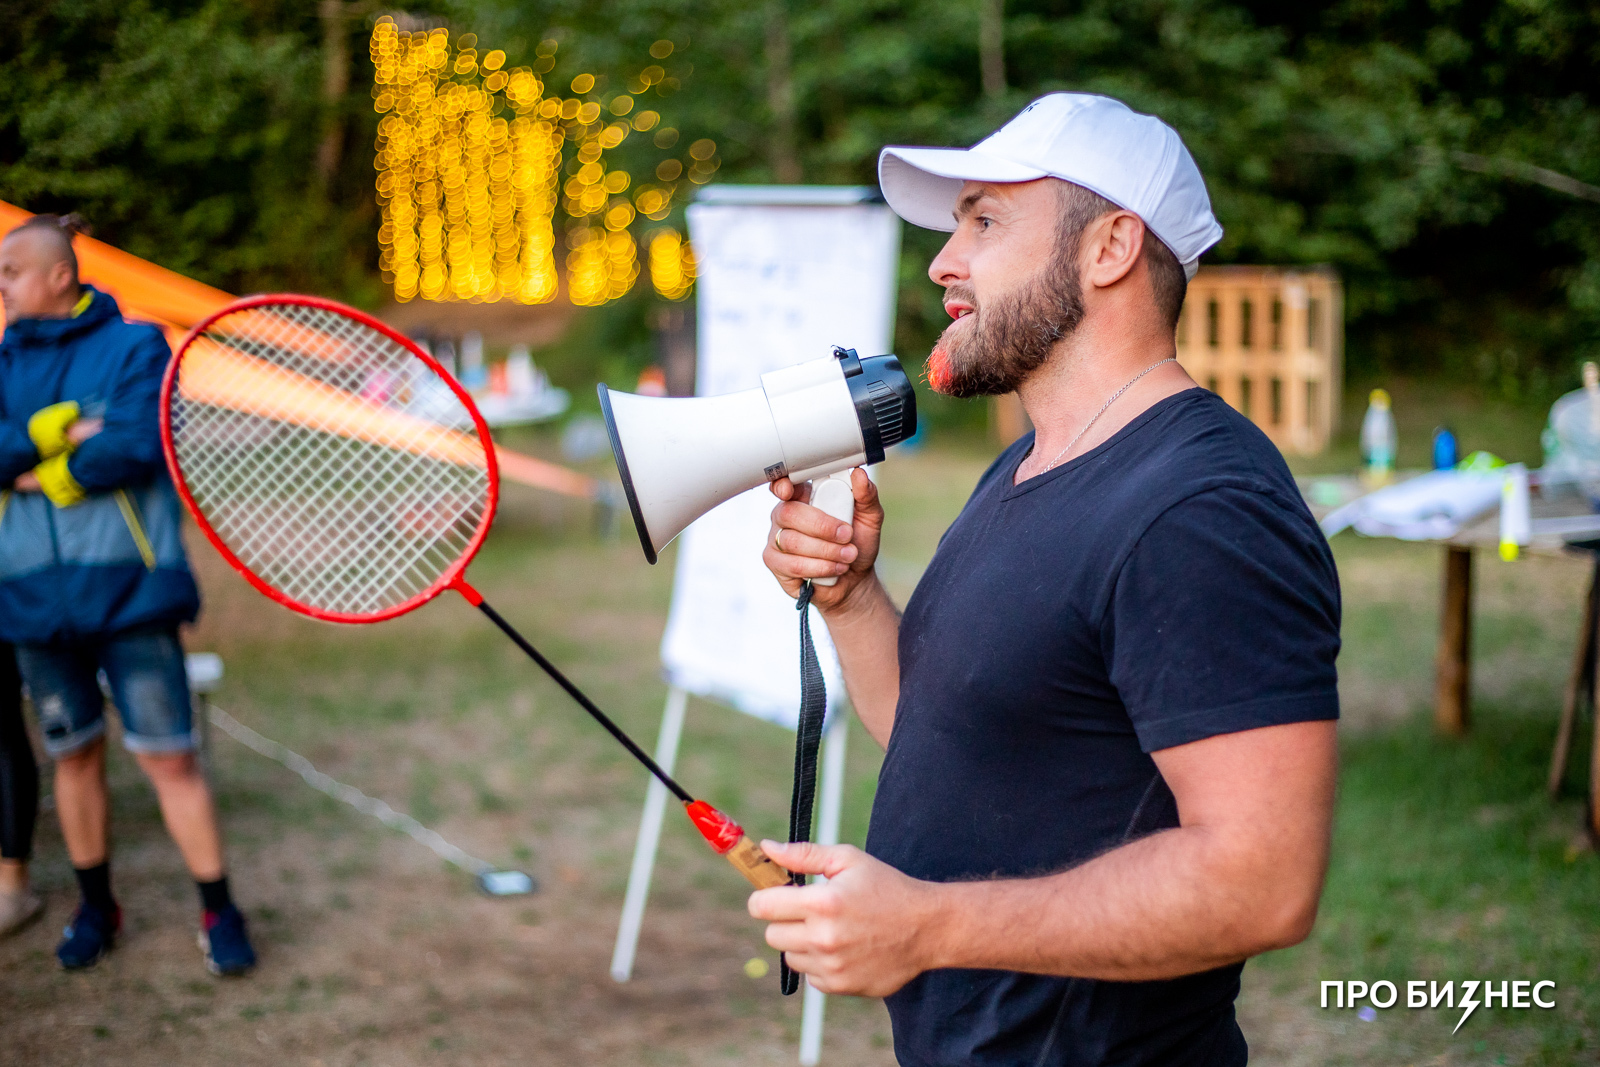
[16, 626, 195, 759]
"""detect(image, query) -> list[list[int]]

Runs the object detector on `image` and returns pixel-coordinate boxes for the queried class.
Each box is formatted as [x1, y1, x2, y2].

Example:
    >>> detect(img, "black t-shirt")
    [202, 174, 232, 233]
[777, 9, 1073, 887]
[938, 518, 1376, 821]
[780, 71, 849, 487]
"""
[865, 388, 1340, 1067]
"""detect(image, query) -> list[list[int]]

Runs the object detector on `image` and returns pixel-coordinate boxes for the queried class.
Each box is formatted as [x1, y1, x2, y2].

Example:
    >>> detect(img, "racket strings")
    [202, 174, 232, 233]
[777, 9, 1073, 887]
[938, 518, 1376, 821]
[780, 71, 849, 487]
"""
[196, 434, 468, 612]
[169, 301, 492, 618]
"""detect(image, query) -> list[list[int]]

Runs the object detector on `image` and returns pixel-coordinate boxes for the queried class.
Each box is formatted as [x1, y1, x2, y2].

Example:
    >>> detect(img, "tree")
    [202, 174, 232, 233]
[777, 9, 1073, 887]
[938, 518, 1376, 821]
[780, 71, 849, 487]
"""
[4, 0, 1598, 397]
[0, 0, 389, 301]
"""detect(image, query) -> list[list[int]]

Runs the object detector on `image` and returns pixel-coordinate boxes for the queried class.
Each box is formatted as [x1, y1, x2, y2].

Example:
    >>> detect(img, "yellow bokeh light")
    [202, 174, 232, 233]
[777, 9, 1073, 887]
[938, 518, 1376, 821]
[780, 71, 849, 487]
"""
[649, 40, 674, 59]
[649, 230, 695, 301]
[635, 186, 665, 215]
[567, 226, 640, 306]
[372, 18, 562, 304]
[605, 201, 636, 231]
[689, 138, 716, 160]
[372, 17, 692, 307]
[689, 158, 719, 184]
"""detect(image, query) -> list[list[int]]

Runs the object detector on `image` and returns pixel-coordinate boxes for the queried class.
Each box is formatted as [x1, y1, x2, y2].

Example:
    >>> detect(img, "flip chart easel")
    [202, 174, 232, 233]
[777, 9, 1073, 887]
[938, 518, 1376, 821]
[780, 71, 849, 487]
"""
[608, 186, 900, 1066]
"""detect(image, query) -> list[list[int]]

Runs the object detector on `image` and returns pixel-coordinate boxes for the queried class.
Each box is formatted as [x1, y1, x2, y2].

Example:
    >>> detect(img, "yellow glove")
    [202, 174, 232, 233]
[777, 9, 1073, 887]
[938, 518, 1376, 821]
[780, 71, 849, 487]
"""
[32, 453, 87, 508]
[27, 401, 81, 460]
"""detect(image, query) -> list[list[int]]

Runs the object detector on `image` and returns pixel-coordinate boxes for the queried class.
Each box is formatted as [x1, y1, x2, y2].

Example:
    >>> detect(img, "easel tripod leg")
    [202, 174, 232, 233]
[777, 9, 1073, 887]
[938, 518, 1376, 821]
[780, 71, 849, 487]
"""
[1591, 649, 1600, 845]
[610, 687, 689, 983]
[799, 714, 849, 1066]
[1550, 559, 1598, 797]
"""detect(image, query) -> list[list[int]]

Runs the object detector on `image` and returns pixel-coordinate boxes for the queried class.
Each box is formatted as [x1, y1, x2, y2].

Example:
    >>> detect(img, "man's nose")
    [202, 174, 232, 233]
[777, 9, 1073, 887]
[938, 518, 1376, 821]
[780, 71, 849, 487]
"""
[927, 235, 968, 288]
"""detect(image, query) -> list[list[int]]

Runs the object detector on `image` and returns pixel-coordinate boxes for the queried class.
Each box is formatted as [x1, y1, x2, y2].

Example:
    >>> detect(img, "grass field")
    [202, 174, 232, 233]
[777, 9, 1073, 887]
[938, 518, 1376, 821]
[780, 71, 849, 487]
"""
[1, 383, 1597, 1065]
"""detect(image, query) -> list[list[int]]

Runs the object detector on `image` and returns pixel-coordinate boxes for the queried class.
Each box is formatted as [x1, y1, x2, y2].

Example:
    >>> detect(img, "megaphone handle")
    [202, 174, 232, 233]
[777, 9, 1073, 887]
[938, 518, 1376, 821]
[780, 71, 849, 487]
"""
[808, 469, 857, 588]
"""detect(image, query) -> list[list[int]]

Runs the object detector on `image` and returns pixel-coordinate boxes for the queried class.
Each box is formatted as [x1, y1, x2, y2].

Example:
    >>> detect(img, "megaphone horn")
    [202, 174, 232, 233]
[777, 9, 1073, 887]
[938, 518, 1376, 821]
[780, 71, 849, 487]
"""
[599, 347, 917, 564]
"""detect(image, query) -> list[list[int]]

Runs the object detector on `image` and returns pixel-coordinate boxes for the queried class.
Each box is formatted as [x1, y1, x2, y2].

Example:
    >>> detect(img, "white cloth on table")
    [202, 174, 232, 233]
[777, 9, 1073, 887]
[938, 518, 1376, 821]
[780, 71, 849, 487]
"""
[1320, 469, 1505, 540]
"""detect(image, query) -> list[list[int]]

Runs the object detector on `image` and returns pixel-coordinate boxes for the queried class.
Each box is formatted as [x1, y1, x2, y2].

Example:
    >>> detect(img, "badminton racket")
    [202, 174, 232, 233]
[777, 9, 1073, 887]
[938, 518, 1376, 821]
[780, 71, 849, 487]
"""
[160, 294, 789, 890]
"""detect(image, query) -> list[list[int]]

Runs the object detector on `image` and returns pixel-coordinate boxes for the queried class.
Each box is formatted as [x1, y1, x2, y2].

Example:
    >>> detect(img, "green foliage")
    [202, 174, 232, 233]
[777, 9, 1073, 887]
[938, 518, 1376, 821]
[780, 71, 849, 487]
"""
[473, 0, 1600, 403]
[0, 0, 388, 301]
[3, 0, 1598, 404]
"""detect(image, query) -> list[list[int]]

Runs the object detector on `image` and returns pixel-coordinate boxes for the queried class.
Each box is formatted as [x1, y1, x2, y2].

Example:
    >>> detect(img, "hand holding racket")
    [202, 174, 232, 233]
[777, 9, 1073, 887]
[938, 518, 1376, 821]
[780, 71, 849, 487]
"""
[161, 295, 789, 892]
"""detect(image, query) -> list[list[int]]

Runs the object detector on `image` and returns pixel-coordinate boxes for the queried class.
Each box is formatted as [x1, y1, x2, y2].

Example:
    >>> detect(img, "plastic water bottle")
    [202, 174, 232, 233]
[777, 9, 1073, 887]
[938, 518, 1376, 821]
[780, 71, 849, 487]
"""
[1360, 388, 1397, 486]
[1432, 426, 1457, 470]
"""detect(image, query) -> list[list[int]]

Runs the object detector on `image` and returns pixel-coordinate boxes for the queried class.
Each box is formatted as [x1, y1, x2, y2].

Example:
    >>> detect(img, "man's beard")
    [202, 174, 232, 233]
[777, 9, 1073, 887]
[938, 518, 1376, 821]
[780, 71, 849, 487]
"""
[925, 244, 1086, 398]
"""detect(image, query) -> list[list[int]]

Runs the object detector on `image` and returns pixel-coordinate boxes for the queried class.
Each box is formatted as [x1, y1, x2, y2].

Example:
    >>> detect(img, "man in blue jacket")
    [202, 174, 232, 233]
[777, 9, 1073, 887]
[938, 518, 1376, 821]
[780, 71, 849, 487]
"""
[0, 214, 254, 975]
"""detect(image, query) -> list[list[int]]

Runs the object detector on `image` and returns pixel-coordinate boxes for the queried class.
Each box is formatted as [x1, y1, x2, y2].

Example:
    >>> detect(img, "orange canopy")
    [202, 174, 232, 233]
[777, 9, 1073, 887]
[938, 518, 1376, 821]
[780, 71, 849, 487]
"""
[0, 201, 595, 499]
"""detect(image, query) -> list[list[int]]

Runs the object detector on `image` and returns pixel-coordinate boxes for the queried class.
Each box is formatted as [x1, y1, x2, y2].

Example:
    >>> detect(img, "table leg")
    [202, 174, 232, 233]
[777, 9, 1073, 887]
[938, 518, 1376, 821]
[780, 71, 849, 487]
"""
[1549, 559, 1598, 796]
[1591, 615, 1600, 844]
[1434, 546, 1473, 735]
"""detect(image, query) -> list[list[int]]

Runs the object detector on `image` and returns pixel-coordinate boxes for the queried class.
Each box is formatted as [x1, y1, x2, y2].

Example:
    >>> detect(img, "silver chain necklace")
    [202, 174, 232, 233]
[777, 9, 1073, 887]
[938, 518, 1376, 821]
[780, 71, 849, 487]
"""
[1037, 357, 1177, 474]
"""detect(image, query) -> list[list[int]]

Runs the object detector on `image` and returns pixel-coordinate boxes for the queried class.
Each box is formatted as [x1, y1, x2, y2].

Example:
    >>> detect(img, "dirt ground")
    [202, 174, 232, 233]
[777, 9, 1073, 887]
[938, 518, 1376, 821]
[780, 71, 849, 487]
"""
[1, 447, 1593, 1065]
[1, 486, 904, 1067]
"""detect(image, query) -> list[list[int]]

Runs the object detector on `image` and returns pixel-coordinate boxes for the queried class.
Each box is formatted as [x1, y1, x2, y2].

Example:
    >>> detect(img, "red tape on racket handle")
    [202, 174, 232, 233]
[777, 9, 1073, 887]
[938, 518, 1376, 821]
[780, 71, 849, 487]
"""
[686, 801, 792, 889]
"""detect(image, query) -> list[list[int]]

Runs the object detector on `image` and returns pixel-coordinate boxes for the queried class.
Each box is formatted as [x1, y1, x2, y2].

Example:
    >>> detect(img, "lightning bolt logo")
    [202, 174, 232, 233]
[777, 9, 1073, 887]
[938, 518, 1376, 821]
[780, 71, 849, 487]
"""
[1452, 980, 1481, 1033]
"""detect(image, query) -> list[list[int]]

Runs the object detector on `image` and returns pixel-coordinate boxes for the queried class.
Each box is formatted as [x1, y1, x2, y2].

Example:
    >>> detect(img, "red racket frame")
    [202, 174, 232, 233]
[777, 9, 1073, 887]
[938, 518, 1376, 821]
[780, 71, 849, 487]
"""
[159, 293, 501, 624]
[157, 293, 795, 903]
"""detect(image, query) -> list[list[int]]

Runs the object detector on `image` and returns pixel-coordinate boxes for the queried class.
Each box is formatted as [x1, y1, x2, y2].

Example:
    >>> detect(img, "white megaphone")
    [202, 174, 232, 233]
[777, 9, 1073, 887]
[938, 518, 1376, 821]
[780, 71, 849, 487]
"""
[599, 347, 917, 581]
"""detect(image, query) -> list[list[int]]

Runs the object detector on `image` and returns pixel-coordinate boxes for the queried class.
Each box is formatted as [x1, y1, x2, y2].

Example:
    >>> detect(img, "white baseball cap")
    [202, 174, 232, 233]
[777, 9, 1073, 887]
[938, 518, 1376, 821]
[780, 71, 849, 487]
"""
[878, 93, 1223, 278]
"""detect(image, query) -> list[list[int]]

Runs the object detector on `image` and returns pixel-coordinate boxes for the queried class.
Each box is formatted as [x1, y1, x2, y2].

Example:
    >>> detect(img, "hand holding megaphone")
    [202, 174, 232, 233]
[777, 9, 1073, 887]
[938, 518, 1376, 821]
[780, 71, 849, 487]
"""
[765, 467, 884, 608]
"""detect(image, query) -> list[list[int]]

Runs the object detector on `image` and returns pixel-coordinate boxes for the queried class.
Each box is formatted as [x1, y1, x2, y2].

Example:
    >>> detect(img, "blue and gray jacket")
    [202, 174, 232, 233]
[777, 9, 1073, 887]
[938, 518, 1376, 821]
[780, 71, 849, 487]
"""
[0, 286, 200, 644]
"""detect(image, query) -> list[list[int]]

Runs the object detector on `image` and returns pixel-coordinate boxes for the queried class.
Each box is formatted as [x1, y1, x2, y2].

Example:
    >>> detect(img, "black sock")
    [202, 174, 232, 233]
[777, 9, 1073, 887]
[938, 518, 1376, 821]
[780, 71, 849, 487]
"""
[74, 862, 115, 913]
[196, 875, 233, 914]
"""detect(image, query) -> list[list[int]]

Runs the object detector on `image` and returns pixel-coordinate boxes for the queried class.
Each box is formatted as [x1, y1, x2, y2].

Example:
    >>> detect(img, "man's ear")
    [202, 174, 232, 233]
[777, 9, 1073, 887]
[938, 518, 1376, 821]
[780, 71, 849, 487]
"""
[48, 260, 75, 298]
[1083, 211, 1146, 291]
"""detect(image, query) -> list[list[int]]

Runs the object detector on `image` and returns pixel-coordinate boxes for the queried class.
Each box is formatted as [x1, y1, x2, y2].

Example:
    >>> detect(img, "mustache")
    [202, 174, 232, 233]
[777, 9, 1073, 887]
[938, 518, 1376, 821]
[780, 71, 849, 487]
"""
[943, 282, 978, 315]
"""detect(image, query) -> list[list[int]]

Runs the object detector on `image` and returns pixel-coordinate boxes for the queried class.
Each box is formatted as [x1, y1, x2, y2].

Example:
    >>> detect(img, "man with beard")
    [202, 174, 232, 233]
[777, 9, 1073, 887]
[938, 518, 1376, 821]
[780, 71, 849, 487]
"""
[751, 94, 1340, 1065]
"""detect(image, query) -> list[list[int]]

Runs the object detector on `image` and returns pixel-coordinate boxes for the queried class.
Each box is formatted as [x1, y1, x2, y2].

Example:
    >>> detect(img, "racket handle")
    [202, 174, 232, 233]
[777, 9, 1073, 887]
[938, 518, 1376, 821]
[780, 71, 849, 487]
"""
[685, 799, 792, 888]
[725, 834, 793, 889]
[808, 469, 856, 588]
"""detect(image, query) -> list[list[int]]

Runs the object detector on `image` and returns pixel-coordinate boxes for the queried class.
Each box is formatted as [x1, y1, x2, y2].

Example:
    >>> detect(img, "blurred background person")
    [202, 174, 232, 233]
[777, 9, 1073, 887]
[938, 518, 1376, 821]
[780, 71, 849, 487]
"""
[0, 642, 41, 937]
[0, 214, 255, 975]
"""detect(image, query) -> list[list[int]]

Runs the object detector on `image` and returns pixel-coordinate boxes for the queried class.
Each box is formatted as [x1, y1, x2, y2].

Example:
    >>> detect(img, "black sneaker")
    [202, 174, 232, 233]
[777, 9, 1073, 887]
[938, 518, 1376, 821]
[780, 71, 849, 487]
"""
[199, 905, 256, 976]
[57, 903, 121, 970]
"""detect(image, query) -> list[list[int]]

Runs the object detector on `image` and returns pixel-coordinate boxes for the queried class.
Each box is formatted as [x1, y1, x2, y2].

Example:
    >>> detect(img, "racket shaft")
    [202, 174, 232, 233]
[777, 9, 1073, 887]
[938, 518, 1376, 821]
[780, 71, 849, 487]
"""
[471, 597, 694, 804]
